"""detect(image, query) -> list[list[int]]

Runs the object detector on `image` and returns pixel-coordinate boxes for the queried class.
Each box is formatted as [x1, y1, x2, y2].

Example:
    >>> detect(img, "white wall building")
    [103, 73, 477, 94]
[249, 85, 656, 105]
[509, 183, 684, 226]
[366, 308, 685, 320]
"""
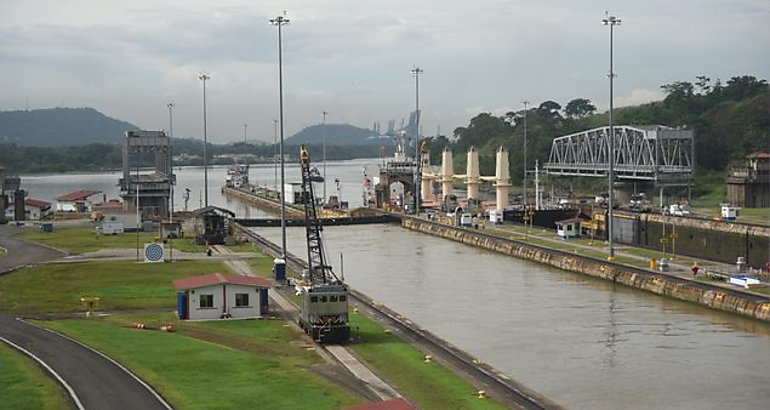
[4, 198, 51, 221]
[173, 273, 271, 321]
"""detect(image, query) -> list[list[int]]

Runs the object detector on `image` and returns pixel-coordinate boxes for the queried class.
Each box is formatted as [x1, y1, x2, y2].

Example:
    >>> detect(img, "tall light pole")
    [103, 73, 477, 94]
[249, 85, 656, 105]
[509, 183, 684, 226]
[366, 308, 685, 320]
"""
[322, 110, 328, 203]
[273, 119, 278, 193]
[603, 12, 620, 259]
[167, 101, 175, 220]
[243, 123, 248, 144]
[198, 72, 211, 207]
[411, 66, 423, 214]
[522, 99, 530, 207]
[167, 101, 175, 261]
[270, 13, 289, 259]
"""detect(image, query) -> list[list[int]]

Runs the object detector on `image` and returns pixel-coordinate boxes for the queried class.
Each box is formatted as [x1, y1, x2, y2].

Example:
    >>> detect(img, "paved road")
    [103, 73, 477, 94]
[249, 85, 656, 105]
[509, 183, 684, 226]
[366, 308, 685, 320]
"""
[0, 225, 170, 409]
[0, 225, 65, 272]
[0, 315, 170, 410]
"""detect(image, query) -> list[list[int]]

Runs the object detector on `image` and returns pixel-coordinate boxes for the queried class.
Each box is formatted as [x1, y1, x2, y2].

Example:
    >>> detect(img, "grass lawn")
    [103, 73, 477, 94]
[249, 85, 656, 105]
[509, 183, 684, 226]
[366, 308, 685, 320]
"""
[347, 313, 507, 410]
[0, 342, 71, 410]
[42, 315, 359, 410]
[15, 226, 208, 254]
[692, 207, 770, 226]
[0, 260, 231, 313]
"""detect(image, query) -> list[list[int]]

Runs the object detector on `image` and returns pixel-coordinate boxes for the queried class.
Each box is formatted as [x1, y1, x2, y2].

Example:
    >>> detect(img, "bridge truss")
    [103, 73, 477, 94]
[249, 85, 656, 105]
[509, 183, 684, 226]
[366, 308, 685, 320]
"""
[544, 125, 694, 187]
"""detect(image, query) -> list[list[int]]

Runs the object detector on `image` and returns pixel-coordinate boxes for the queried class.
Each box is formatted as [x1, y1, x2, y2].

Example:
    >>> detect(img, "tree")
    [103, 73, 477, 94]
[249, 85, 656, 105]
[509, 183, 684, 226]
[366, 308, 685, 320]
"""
[722, 75, 769, 101]
[537, 101, 563, 120]
[564, 98, 597, 119]
[661, 81, 694, 101]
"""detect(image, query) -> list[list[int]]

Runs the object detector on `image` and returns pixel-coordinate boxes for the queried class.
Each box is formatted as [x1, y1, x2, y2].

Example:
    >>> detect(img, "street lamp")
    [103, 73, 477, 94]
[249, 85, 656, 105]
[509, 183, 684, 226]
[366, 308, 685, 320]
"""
[322, 110, 328, 203]
[603, 12, 620, 259]
[198, 72, 211, 208]
[411, 66, 423, 214]
[270, 13, 290, 260]
[522, 99, 530, 207]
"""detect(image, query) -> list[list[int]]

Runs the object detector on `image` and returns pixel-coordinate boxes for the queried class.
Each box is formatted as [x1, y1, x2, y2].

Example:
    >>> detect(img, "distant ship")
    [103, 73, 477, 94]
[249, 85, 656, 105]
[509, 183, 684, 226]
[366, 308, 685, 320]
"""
[225, 164, 249, 188]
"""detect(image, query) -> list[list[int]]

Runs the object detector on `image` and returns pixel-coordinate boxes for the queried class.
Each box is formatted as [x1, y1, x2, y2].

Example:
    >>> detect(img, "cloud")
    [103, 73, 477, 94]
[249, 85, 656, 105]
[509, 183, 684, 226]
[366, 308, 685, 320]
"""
[615, 88, 665, 108]
[1, 0, 769, 143]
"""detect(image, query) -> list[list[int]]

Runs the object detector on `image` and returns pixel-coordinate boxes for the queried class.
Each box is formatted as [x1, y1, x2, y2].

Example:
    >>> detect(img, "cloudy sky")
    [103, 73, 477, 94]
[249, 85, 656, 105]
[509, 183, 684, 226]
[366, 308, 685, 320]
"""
[1, 0, 768, 143]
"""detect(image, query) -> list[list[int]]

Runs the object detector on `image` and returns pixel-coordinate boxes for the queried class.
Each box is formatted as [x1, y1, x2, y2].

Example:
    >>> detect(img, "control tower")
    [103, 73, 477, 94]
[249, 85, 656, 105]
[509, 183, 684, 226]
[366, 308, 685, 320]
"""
[119, 130, 174, 219]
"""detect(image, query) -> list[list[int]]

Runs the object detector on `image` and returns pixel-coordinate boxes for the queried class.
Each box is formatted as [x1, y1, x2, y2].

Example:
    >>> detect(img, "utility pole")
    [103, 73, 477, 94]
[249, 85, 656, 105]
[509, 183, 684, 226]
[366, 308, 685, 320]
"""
[243, 124, 248, 144]
[603, 11, 621, 260]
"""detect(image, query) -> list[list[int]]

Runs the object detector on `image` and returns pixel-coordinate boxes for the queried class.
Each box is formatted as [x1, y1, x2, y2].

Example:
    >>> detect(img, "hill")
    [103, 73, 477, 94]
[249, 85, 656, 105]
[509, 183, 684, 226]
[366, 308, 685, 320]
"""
[442, 75, 770, 181]
[0, 107, 140, 147]
[285, 123, 382, 146]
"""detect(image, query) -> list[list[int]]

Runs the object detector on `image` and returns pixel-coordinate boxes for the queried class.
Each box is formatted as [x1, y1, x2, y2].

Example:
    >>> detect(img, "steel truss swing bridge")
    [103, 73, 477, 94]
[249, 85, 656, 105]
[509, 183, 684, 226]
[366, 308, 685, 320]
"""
[544, 125, 694, 187]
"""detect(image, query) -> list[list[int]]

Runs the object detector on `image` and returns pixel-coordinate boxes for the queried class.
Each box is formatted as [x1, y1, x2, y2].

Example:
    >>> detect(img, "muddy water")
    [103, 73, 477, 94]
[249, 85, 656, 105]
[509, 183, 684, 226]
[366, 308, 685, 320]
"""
[257, 224, 770, 410]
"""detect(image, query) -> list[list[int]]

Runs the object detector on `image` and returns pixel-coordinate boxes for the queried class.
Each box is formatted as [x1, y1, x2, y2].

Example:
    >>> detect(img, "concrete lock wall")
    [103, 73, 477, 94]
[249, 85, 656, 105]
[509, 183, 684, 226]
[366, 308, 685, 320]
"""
[400, 217, 770, 322]
[635, 215, 770, 268]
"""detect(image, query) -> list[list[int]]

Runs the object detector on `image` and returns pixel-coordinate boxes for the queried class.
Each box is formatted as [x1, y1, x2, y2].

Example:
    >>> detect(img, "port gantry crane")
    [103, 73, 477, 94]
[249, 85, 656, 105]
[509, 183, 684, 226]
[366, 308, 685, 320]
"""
[297, 145, 350, 343]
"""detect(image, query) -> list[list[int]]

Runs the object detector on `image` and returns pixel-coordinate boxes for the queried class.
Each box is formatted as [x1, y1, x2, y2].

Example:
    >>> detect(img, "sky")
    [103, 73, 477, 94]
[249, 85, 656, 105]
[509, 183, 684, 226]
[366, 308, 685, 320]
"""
[1, 0, 768, 144]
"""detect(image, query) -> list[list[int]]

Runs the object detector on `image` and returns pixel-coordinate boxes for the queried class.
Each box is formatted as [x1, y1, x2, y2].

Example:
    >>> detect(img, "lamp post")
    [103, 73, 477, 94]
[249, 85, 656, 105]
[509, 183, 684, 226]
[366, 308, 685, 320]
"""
[270, 13, 290, 260]
[603, 12, 620, 259]
[167, 101, 175, 260]
[322, 110, 328, 203]
[167, 102, 175, 220]
[411, 66, 423, 214]
[522, 99, 530, 207]
[198, 72, 211, 208]
[273, 119, 278, 193]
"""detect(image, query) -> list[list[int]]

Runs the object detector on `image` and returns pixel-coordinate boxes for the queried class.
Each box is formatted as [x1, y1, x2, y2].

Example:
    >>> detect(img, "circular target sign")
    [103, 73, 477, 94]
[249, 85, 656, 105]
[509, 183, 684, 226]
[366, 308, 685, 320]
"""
[144, 243, 164, 262]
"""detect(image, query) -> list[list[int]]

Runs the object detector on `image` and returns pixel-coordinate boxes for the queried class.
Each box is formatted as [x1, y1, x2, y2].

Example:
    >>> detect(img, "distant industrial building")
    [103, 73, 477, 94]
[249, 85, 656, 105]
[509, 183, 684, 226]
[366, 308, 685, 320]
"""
[726, 152, 770, 208]
[119, 130, 175, 219]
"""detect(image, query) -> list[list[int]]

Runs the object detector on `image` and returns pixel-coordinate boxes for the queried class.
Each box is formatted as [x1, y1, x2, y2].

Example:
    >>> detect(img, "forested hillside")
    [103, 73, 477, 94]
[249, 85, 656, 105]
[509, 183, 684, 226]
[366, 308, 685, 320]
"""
[285, 123, 381, 146]
[0, 107, 139, 146]
[428, 75, 769, 182]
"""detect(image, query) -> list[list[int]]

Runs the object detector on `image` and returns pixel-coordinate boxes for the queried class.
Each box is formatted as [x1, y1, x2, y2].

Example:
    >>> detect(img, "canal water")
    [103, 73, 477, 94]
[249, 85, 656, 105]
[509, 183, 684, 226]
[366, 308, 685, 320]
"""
[256, 224, 770, 410]
[21, 159, 770, 409]
[20, 158, 376, 218]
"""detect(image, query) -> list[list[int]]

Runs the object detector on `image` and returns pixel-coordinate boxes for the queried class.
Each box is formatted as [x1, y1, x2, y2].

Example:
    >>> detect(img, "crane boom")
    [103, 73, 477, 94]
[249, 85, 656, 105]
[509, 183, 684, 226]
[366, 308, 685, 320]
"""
[297, 145, 349, 343]
[300, 145, 333, 284]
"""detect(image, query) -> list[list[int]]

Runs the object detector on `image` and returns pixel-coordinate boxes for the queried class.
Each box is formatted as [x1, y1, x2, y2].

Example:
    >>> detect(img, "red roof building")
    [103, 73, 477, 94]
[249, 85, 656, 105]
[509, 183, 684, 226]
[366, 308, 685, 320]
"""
[173, 273, 272, 321]
[173, 273, 272, 290]
[56, 190, 102, 202]
[25, 198, 52, 209]
[55, 190, 102, 213]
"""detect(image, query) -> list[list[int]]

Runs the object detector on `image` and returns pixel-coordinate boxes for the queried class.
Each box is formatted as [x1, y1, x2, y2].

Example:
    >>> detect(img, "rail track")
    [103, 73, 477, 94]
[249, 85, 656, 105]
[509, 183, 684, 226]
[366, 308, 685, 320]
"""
[233, 223, 558, 410]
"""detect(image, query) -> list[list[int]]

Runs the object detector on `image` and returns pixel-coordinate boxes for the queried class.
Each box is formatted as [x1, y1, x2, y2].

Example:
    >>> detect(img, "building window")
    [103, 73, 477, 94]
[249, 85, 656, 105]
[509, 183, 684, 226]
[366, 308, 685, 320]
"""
[199, 294, 214, 308]
[235, 293, 250, 307]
